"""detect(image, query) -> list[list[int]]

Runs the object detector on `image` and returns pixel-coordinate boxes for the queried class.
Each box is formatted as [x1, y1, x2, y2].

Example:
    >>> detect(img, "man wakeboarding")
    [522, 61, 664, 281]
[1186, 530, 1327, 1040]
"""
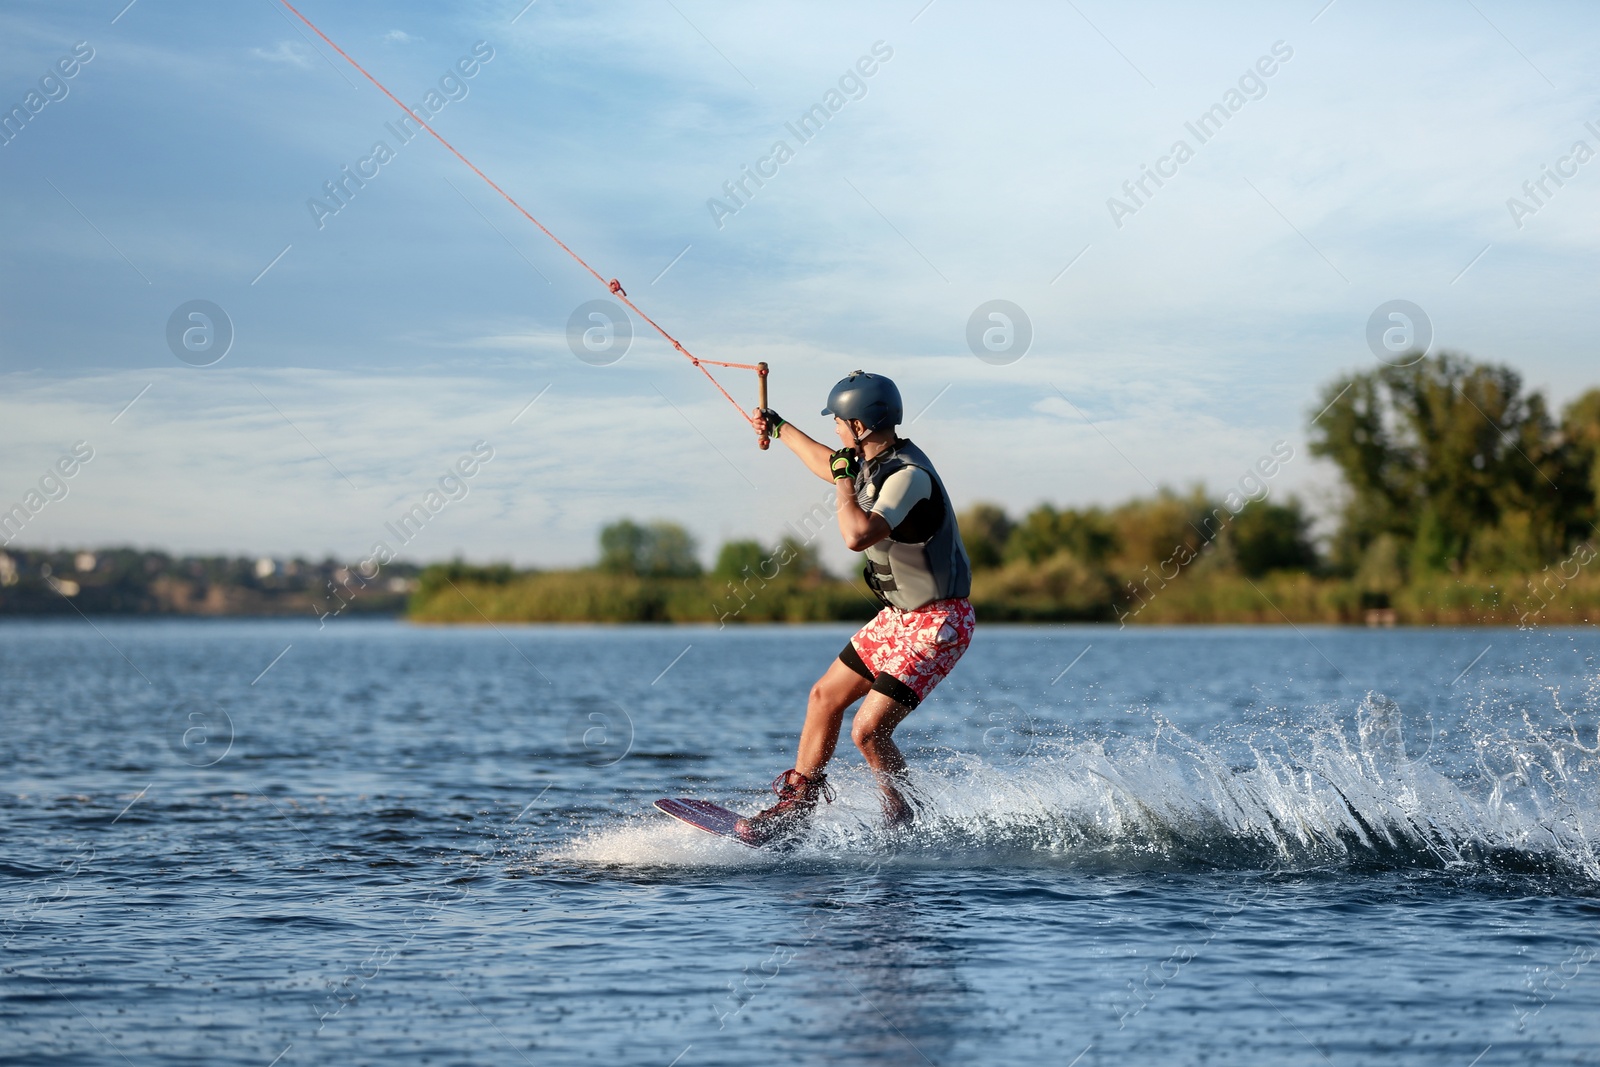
[739, 370, 975, 845]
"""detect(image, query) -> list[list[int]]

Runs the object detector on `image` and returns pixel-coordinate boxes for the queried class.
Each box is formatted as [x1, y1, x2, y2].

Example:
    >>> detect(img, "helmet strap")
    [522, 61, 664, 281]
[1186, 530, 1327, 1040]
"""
[850, 420, 900, 484]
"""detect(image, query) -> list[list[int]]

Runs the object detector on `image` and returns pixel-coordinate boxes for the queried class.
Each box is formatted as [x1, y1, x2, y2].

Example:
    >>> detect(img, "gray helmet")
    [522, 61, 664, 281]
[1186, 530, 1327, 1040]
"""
[820, 370, 902, 432]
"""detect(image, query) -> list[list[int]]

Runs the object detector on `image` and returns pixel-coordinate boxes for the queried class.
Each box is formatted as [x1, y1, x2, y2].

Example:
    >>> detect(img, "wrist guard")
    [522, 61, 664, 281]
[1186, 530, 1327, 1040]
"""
[829, 448, 860, 481]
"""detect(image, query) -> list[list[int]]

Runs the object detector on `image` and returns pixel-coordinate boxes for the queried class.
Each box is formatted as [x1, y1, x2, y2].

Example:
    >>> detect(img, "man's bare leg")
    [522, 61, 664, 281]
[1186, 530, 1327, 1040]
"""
[850, 691, 916, 824]
[795, 658, 873, 779]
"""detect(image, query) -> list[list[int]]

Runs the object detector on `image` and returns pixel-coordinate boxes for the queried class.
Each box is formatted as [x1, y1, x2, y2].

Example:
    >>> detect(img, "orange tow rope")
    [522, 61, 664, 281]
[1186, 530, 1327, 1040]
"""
[279, 1, 762, 427]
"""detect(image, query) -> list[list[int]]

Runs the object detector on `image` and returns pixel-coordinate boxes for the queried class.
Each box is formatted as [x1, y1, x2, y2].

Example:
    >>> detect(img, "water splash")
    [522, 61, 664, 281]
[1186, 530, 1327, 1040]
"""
[557, 692, 1600, 886]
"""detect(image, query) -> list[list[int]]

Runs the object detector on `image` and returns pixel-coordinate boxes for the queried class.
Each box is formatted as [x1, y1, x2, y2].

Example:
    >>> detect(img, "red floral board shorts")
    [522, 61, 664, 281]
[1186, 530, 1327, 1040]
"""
[841, 597, 975, 709]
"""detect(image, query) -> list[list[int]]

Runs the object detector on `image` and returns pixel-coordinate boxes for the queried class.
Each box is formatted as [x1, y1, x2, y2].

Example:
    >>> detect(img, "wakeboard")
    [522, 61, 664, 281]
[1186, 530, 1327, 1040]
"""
[654, 798, 758, 847]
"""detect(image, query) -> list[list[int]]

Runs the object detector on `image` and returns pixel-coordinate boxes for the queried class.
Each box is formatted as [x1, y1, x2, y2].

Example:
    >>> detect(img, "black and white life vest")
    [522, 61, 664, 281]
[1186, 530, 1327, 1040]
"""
[855, 439, 972, 611]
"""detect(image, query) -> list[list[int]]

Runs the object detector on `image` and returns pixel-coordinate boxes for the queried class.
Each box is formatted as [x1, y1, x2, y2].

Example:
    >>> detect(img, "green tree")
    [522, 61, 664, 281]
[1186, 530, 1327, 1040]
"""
[713, 540, 765, 581]
[599, 520, 647, 574]
[414, 558, 515, 601]
[1469, 510, 1550, 574]
[598, 519, 701, 577]
[1004, 505, 1116, 566]
[958, 504, 1013, 570]
[1354, 533, 1405, 599]
[1563, 388, 1600, 531]
[772, 536, 827, 580]
[1308, 353, 1578, 573]
[1108, 489, 1210, 572]
[1230, 498, 1319, 577]
[712, 535, 828, 586]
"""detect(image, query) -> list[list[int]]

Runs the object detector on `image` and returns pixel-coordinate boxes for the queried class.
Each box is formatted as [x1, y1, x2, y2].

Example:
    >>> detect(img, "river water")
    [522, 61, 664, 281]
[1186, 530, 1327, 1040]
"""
[3, 618, 1599, 1065]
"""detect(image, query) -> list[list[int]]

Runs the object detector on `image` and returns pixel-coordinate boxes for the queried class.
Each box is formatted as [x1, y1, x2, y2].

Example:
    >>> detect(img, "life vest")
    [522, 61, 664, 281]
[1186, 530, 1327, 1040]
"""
[855, 439, 972, 611]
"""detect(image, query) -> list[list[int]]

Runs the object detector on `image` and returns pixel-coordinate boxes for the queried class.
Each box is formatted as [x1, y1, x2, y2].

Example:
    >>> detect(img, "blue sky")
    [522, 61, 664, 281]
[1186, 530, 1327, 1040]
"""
[2, 0, 1598, 569]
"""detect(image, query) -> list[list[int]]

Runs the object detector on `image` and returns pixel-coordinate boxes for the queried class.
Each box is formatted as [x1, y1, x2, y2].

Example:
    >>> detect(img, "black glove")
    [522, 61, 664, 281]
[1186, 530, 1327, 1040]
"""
[758, 408, 786, 439]
[829, 447, 860, 481]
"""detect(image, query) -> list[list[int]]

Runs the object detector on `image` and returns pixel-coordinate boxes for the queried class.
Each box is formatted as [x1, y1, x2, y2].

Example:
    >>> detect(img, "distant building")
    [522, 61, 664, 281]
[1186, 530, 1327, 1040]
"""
[43, 570, 80, 596]
[75, 552, 96, 573]
[255, 557, 277, 578]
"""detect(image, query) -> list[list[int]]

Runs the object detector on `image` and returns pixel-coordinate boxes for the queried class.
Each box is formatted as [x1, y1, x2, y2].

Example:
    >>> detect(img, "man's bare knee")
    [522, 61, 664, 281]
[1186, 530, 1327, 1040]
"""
[851, 715, 885, 752]
[811, 678, 851, 710]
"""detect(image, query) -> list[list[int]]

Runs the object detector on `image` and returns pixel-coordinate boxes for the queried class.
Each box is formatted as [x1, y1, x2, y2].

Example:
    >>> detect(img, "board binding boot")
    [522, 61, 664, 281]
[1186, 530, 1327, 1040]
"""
[735, 769, 834, 846]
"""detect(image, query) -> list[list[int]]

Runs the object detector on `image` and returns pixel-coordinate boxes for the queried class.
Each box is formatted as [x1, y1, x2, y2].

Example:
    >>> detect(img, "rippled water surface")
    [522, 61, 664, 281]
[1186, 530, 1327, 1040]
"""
[4, 619, 1600, 1065]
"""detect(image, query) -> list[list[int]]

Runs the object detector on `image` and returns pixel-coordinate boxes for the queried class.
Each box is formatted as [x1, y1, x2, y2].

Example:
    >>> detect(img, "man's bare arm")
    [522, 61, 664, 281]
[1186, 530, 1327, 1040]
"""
[835, 479, 891, 550]
[753, 411, 835, 483]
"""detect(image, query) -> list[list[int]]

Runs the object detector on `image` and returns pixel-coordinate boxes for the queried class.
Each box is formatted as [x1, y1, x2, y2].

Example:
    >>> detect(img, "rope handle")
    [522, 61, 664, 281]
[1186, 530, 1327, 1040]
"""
[757, 362, 770, 451]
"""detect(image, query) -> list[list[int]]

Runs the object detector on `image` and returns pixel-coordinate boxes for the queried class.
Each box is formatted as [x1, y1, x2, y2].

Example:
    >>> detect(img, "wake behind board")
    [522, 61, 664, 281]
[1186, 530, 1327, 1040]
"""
[654, 798, 758, 848]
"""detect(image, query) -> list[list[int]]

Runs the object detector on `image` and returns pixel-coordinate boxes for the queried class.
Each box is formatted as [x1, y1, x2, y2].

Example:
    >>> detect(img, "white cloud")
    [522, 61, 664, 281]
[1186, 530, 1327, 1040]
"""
[382, 29, 416, 44]
[248, 40, 314, 69]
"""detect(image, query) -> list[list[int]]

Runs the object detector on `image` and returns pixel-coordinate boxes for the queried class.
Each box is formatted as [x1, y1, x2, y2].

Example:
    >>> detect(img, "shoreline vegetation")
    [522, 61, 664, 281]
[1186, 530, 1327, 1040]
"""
[408, 550, 1600, 628]
[6, 355, 1598, 627]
